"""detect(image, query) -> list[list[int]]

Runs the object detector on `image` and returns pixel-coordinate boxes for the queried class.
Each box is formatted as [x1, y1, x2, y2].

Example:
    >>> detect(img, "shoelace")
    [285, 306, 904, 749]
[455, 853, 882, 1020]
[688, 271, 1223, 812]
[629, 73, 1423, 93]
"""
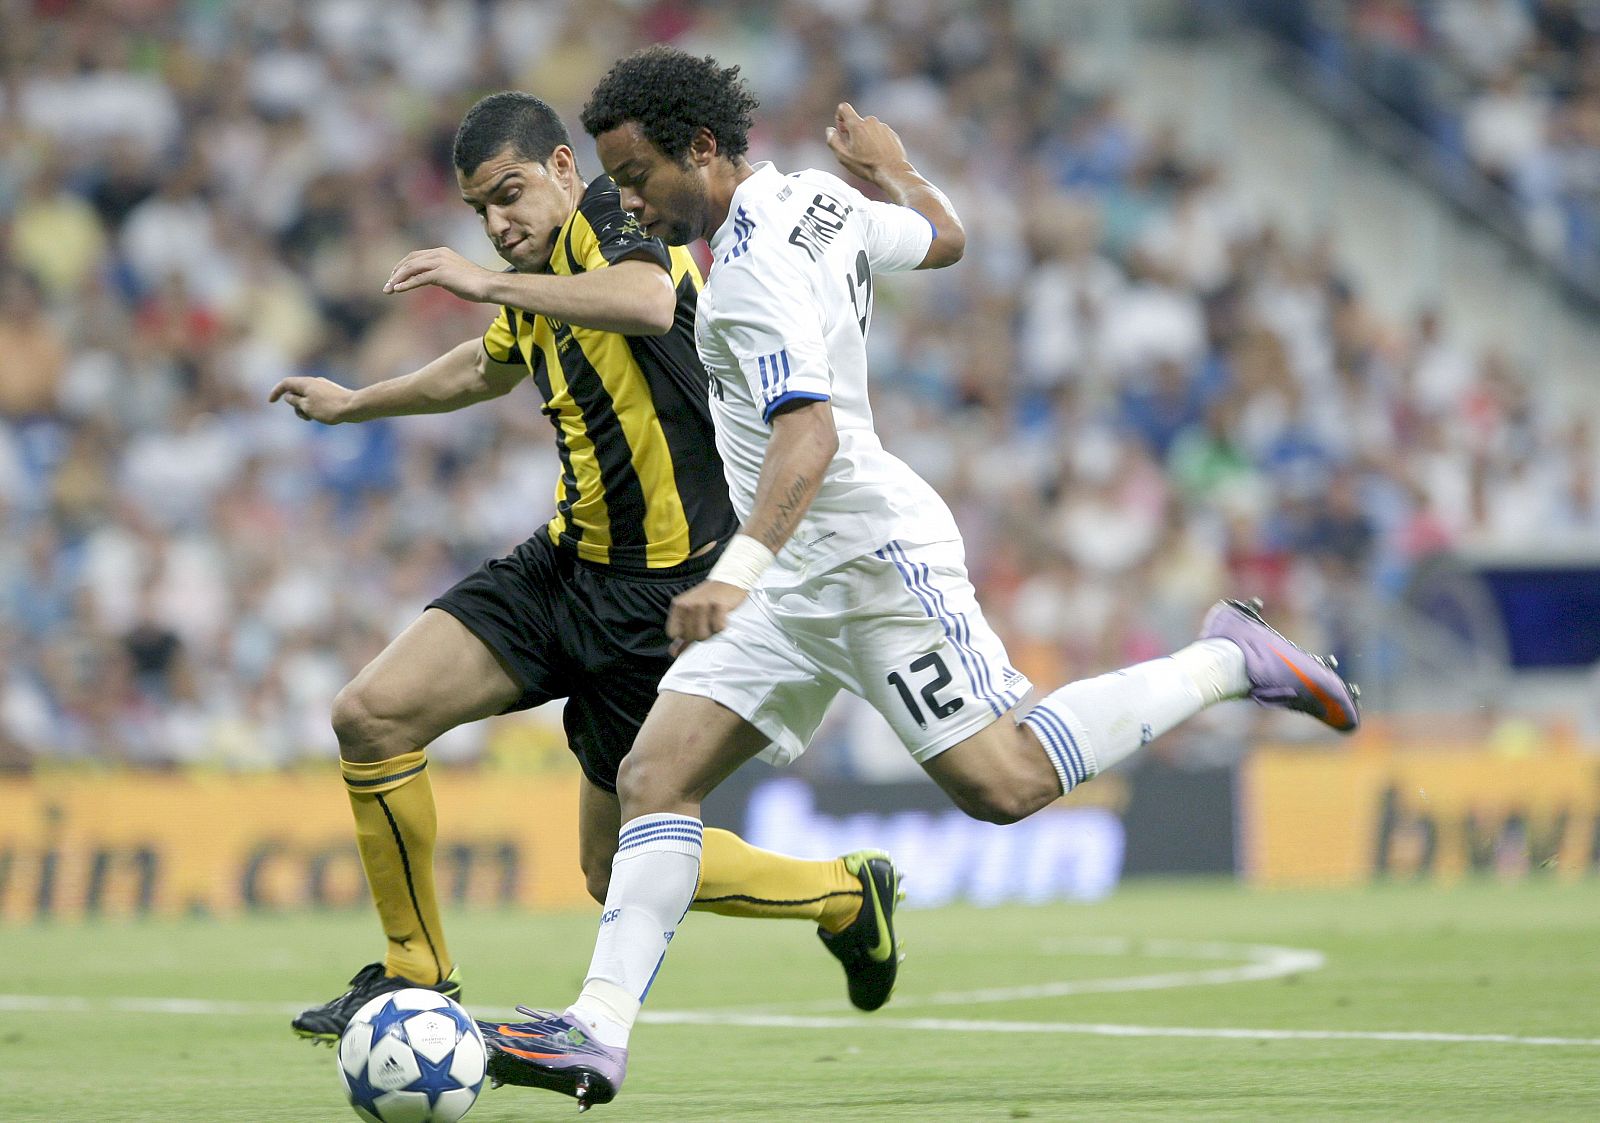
[512, 1005, 570, 1027]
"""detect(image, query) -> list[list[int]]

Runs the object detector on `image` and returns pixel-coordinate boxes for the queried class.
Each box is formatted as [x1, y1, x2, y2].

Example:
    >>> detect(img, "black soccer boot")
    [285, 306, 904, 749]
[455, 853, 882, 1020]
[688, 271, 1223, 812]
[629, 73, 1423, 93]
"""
[817, 850, 904, 1012]
[291, 961, 462, 1044]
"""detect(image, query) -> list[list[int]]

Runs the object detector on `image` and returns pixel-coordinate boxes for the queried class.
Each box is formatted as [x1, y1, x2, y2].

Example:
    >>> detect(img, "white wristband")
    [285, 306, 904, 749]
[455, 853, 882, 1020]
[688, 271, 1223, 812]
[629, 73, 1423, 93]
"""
[707, 534, 776, 591]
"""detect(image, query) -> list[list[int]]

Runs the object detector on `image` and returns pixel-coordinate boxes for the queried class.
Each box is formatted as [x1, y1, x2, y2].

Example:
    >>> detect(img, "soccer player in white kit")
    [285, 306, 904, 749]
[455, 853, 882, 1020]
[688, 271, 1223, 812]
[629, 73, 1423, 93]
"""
[478, 46, 1361, 1110]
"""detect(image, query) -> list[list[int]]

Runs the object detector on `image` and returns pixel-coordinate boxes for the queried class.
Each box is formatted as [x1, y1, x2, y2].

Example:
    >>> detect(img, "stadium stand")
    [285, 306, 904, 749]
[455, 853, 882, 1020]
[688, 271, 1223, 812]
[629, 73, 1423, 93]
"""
[1, 0, 1595, 772]
[1244, 0, 1600, 302]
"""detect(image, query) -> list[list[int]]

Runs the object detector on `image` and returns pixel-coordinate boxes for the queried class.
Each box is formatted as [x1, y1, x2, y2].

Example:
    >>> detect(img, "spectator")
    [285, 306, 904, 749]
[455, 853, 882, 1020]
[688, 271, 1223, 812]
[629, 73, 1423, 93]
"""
[0, 269, 67, 421]
[0, 0, 1591, 764]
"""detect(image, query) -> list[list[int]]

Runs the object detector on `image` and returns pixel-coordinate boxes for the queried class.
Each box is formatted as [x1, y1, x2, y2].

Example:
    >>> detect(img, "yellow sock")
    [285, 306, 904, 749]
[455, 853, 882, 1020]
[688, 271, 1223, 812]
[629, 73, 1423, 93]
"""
[342, 750, 453, 985]
[692, 828, 863, 933]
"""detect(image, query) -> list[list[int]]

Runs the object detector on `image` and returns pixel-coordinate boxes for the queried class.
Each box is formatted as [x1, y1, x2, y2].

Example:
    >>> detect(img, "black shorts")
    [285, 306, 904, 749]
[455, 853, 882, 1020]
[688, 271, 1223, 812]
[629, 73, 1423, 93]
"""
[428, 532, 721, 792]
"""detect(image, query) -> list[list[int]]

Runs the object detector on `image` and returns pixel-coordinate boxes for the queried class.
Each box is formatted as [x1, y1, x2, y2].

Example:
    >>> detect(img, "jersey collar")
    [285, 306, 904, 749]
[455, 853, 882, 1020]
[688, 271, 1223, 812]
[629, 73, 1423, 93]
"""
[709, 162, 781, 256]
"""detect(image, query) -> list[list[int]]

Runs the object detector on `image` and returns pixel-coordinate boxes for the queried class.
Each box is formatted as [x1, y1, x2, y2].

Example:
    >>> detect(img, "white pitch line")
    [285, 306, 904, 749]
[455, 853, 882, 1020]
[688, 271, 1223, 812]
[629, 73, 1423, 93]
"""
[897, 940, 1326, 1008]
[641, 1011, 1600, 1048]
[2, 994, 1595, 1049]
[0, 995, 307, 1016]
[711, 938, 1326, 1013]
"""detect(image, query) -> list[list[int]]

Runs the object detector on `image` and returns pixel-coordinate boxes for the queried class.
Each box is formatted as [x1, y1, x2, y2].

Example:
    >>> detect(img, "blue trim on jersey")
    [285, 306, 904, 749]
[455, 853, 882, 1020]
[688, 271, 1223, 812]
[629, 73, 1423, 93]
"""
[756, 349, 794, 410]
[725, 207, 756, 262]
[761, 390, 829, 423]
[879, 540, 1009, 718]
[910, 208, 938, 242]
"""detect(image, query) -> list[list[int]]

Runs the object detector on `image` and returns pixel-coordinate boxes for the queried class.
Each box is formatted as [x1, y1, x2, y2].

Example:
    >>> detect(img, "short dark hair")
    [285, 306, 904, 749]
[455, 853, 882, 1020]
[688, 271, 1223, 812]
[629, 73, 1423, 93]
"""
[581, 45, 759, 162]
[453, 92, 571, 176]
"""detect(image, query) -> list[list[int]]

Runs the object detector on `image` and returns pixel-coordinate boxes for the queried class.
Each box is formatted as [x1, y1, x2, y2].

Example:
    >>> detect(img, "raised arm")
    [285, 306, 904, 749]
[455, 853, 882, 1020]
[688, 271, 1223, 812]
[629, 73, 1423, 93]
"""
[825, 102, 965, 269]
[382, 249, 676, 336]
[267, 338, 524, 424]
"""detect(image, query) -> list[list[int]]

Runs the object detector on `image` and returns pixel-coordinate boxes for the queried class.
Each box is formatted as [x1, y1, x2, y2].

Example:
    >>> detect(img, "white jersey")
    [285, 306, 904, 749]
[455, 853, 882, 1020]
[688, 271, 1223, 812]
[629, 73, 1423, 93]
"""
[696, 162, 960, 581]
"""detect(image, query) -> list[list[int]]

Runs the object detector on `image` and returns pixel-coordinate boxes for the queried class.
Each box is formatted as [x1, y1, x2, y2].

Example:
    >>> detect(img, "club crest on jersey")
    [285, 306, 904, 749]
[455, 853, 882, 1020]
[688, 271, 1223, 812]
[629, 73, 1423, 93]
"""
[788, 192, 853, 261]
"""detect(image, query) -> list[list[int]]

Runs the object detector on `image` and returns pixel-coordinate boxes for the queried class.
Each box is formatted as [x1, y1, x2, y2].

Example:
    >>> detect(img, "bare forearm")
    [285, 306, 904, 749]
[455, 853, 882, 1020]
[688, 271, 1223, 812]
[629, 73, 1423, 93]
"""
[344, 339, 511, 421]
[742, 405, 839, 554]
[868, 160, 965, 269]
[481, 260, 676, 335]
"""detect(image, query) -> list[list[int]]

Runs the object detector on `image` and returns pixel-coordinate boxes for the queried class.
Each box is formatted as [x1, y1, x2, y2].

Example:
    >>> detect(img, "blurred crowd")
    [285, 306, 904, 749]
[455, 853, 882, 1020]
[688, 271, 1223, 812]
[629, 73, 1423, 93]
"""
[1, 0, 1594, 772]
[1249, 0, 1600, 291]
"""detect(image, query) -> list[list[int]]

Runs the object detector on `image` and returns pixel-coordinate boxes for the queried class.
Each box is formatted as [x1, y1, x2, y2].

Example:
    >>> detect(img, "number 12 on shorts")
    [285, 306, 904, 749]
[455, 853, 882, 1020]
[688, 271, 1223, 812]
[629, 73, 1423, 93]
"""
[886, 652, 965, 730]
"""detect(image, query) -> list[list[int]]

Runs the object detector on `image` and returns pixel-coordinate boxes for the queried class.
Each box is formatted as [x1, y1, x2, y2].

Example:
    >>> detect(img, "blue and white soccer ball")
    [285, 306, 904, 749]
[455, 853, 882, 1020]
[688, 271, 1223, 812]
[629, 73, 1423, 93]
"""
[337, 988, 487, 1123]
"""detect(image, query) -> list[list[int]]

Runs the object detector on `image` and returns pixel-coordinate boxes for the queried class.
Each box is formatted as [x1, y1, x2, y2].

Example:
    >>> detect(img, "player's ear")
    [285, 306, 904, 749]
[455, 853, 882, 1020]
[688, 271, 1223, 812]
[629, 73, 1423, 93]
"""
[687, 126, 719, 167]
[550, 145, 578, 190]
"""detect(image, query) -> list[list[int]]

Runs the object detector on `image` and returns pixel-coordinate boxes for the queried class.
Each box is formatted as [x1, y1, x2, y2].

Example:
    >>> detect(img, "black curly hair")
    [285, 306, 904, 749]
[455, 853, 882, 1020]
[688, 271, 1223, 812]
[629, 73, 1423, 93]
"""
[453, 92, 571, 176]
[580, 45, 759, 162]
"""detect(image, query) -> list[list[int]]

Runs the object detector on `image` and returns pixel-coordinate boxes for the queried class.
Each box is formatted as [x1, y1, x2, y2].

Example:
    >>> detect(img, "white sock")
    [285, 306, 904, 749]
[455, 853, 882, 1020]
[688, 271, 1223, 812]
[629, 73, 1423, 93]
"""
[567, 814, 703, 1049]
[1023, 641, 1245, 789]
[1169, 638, 1250, 706]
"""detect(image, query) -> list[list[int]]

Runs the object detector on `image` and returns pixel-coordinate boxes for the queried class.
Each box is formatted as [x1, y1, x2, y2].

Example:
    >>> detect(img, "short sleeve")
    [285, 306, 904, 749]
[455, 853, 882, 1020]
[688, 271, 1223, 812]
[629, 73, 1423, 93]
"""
[860, 198, 935, 274]
[480, 305, 524, 367]
[572, 179, 672, 273]
[716, 257, 833, 424]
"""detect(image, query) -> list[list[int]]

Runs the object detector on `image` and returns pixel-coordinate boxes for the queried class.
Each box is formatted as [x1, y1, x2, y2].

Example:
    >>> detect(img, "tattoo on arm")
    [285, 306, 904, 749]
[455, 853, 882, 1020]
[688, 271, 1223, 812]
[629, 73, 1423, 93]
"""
[758, 474, 814, 553]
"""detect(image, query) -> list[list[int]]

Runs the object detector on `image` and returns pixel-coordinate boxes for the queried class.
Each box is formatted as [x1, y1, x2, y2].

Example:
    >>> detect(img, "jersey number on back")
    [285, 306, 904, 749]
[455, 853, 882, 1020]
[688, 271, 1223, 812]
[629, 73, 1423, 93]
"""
[845, 250, 873, 335]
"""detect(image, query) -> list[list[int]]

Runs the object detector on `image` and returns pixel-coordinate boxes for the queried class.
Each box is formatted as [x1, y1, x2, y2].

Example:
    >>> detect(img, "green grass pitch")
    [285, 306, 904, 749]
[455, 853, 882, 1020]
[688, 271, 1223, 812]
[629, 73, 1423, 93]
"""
[6, 879, 1598, 1121]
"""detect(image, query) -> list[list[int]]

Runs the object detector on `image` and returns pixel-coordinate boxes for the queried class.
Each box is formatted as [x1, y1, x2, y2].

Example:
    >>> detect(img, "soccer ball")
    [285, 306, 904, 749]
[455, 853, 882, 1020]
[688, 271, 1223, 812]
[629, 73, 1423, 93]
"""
[337, 988, 487, 1123]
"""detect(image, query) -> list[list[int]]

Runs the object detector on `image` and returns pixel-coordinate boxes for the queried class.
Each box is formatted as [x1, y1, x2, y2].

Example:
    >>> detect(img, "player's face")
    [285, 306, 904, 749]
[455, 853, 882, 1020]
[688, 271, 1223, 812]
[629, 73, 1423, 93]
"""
[457, 145, 575, 273]
[595, 122, 710, 246]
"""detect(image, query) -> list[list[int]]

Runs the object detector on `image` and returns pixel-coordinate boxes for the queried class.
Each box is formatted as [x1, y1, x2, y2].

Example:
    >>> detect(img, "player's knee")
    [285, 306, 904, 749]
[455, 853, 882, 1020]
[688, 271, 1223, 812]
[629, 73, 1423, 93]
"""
[581, 861, 612, 905]
[614, 747, 695, 816]
[614, 751, 661, 812]
[331, 683, 402, 763]
[951, 775, 1055, 825]
[955, 789, 1030, 825]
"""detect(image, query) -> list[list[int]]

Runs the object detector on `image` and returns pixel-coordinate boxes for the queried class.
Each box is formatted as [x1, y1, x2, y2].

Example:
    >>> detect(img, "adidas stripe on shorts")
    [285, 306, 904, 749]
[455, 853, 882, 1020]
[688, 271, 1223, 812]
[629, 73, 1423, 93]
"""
[660, 538, 1034, 764]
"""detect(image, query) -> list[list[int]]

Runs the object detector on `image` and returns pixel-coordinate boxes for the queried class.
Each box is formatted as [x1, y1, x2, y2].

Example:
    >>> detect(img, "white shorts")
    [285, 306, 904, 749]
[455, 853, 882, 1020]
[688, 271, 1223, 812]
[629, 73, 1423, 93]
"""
[659, 539, 1034, 766]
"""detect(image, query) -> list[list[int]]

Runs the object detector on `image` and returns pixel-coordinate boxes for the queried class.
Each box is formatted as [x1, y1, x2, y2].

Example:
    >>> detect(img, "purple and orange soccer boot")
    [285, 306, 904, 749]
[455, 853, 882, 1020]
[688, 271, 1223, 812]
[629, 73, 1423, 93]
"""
[1200, 598, 1361, 733]
[479, 1007, 626, 1112]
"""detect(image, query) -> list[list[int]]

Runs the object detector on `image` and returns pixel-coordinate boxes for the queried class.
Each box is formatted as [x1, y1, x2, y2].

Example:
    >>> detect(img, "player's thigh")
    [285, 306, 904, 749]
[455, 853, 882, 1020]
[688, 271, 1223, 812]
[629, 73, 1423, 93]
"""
[336, 608, 524, 759]
[618, 688, 772, 815]
[558, 562, 687, 790]
[576, 775, 622, 902]
[658, 594, 842, 770]
[920, 715, 1061, 824]
[839, 540, 1033, 764]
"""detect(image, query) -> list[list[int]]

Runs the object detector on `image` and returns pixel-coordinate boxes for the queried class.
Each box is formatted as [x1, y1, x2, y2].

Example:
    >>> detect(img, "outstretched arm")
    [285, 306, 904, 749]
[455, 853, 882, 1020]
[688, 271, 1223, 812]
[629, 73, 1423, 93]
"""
[383, 248, 676, 335]
[826, 102, 965, 269]
[267, 338, 524, 423]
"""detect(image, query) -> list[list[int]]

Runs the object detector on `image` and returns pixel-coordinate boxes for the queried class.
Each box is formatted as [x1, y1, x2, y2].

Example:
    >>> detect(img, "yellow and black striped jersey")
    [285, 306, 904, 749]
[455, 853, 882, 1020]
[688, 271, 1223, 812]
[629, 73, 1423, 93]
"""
[481, 176, 736, 571]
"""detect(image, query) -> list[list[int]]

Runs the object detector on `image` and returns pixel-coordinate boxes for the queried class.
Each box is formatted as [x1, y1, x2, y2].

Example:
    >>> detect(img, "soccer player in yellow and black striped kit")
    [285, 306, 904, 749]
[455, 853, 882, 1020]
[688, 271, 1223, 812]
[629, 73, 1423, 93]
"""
[269, 92, 901, 1039]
